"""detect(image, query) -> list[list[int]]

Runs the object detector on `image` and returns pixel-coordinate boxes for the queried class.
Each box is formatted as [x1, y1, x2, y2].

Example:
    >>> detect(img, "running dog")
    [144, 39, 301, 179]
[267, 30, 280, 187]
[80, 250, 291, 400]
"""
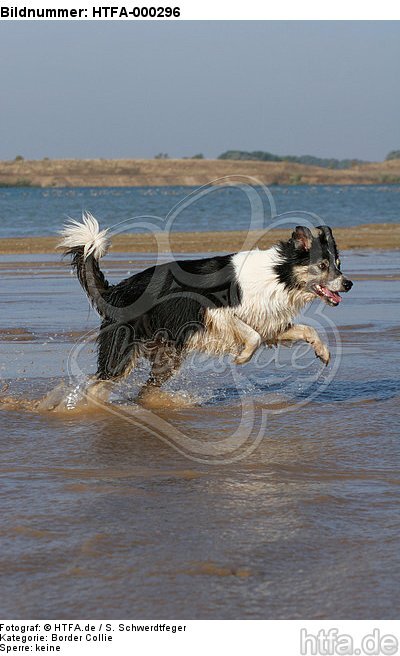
[59, 214, 352, 397]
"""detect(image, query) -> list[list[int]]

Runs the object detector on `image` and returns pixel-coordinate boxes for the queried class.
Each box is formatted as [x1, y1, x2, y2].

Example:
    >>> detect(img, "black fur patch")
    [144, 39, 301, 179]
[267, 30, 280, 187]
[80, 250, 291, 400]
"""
[95, 254, 241, 378]
[65, 246, 110, 315]
[274, 240, 310, 290]
[316, 225, 339, 261]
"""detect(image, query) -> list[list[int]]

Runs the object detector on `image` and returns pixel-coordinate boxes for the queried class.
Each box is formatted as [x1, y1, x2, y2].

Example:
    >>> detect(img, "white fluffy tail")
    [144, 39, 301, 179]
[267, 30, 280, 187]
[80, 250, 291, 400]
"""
[57, 212, 111, 315]
[58, 212, 110, 260]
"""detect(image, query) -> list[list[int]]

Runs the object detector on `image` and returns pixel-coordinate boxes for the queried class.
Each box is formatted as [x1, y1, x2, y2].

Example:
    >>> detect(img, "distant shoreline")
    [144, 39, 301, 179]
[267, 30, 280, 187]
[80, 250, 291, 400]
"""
[1, 158, 400, 188]
[0, 223, 398, 255]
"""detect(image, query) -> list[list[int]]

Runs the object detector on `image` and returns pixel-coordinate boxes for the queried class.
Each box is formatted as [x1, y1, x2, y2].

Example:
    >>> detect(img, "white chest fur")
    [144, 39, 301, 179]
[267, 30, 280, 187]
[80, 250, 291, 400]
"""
[231, 248, 308, 339]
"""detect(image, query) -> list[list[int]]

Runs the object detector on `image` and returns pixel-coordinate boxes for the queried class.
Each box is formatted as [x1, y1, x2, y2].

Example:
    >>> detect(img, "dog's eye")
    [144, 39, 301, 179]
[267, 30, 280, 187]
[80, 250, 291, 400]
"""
[318, 262, 328, 271]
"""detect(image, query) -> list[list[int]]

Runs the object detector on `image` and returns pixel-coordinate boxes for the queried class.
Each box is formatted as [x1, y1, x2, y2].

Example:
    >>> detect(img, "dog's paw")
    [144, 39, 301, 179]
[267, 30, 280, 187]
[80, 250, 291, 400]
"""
[234, 350, 253, 365]
[315, 343, 330, 366]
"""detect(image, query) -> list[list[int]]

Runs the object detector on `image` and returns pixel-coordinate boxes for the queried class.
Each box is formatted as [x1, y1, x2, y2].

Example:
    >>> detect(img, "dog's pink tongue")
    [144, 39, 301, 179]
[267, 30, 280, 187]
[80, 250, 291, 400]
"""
[323, 287, 342, 303]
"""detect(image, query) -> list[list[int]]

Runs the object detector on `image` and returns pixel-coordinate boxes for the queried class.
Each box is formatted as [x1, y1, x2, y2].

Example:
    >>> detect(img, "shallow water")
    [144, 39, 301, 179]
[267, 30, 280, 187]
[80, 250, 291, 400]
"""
[1, 184, 400, 237]
[0, 250, 399, 618]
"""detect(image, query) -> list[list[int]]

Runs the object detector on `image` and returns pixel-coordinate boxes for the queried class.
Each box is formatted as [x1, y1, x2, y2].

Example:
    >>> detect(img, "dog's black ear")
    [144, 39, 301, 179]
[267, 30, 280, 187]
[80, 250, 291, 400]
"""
[291, 226, 313, 251]
[316, 225, 339, 257]
[316, 225, 334, 241]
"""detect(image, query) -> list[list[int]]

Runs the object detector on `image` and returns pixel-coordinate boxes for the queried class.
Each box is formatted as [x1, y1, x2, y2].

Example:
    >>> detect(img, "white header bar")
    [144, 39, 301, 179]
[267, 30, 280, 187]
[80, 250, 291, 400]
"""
[0, 0, 399, 20]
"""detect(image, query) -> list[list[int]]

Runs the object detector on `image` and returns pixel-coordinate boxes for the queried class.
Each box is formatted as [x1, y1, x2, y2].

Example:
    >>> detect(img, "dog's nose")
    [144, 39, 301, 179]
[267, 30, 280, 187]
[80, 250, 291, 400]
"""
[343, 279, 353, 292]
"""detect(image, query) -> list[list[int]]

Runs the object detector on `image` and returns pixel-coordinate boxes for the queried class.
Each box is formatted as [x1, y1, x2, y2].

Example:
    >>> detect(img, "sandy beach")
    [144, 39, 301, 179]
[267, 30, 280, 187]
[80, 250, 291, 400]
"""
[1, 157, 400, 188]
[0, 223, 398, 255]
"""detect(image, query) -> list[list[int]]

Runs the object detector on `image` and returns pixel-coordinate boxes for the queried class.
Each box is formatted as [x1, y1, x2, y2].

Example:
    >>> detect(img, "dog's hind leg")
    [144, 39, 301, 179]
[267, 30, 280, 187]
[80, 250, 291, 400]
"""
[96, 321, 139, 381]
[87, 319, 140, 401]
[232, 316, 263, 365]
[275, 324, 330, 365]
[137, 344, 183, 400]
[86, 321, 139, 402]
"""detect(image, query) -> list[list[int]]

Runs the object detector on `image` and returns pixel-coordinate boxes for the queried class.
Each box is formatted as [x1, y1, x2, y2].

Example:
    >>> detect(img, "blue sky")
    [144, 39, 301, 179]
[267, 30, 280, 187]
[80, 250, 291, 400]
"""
[1, 21, 399, 160]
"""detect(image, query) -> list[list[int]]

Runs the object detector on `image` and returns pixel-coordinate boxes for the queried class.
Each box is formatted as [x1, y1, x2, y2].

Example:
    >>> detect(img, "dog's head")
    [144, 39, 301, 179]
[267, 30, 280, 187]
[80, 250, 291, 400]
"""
[276, 225, 353, 306]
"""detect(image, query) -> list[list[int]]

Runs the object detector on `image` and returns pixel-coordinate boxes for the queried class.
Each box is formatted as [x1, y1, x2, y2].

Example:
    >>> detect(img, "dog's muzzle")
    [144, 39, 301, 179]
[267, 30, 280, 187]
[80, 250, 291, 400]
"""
[342, 279, 353, 292]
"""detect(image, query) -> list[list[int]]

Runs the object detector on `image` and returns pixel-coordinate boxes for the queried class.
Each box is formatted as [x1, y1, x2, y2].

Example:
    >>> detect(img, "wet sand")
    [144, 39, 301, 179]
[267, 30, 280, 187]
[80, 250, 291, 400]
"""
[0, 249, 399, 618]
[0, 222, 399, 254]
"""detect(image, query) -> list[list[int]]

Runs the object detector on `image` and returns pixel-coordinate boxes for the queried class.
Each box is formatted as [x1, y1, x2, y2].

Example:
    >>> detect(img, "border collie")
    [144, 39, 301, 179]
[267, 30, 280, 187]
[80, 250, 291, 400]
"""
[59, 214, 352, 397]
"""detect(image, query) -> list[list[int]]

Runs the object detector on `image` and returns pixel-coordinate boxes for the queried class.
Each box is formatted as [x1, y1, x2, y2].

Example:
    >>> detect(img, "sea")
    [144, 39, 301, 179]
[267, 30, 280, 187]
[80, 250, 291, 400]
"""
[0, 184, 400, 236]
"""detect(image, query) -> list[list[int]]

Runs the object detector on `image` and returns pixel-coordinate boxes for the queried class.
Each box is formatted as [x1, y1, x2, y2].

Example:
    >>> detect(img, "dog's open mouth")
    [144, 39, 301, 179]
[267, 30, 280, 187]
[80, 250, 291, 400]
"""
[312, 284, 342, 306]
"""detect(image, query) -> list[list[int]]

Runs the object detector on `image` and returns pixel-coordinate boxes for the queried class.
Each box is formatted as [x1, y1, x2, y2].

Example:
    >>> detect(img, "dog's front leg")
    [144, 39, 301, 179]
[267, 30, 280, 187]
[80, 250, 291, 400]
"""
[275, 324, 330, 365]
[233, 317, 263, 365]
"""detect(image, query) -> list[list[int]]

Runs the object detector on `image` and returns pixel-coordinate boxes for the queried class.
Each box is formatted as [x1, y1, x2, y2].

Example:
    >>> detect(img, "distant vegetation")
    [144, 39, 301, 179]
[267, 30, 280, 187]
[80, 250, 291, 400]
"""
[218, 150, 367, 169]
[386, 150, 400, 161]
[7, 150, 400, 165]
[0, 178, 38, 187]
[378, 174, 400, 184]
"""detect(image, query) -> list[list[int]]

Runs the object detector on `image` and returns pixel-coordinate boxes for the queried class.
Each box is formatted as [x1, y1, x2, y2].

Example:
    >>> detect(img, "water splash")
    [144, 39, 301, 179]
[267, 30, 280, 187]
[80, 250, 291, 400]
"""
[0, 375, 199, 415]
